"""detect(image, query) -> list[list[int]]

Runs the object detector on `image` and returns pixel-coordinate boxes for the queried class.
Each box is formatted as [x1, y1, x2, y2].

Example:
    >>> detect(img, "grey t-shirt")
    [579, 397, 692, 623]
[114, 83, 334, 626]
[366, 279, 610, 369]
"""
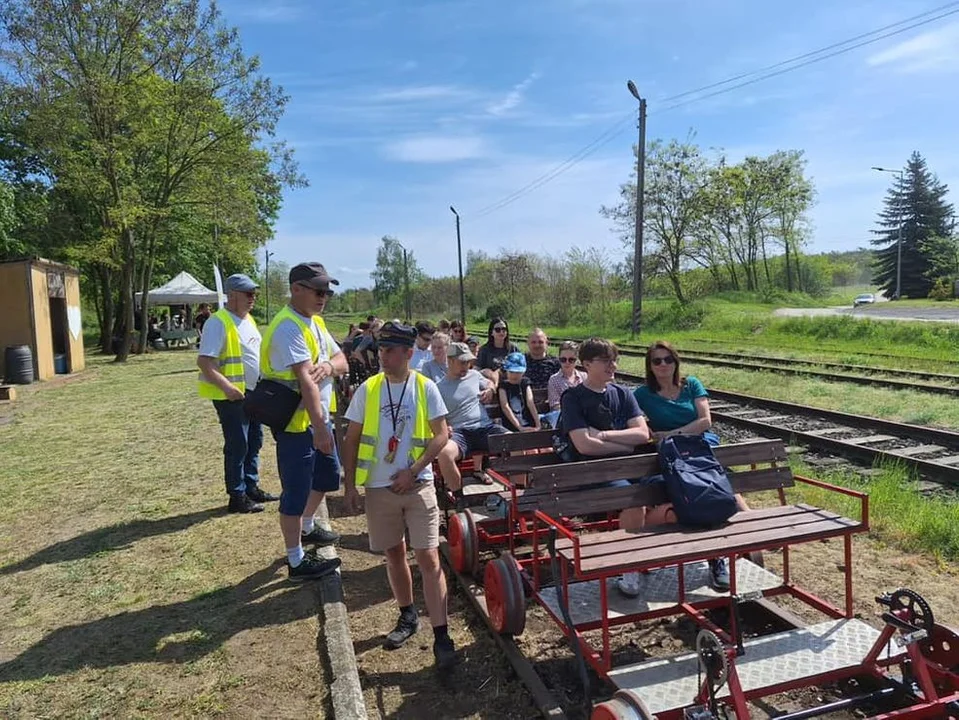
[437, 369, 491, 430]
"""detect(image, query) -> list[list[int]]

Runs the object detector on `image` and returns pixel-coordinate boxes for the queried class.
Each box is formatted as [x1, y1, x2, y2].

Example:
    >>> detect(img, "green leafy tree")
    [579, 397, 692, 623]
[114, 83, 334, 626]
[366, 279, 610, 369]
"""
[870, 152, 954, 298]
[370, 235, 424, 314]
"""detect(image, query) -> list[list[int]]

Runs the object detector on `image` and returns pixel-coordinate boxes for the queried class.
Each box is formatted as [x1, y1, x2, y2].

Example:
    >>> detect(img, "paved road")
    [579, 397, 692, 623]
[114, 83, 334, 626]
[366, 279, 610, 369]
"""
[774, 304, 959, 323]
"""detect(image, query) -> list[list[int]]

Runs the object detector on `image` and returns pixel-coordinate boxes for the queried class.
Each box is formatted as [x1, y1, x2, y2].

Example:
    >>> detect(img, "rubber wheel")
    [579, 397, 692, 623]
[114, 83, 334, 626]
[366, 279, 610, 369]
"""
[448, 511, 476, 575]
[590, 692, 654, 720]
[485, 555, 526, 635]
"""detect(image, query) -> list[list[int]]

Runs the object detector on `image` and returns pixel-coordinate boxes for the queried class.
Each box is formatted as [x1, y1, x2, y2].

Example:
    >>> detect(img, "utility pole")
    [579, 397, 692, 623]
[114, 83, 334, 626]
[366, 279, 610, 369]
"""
[450, 206, 466, 324]
[627, 80, 647, 338]
[264, 249, 274, 320]
[872, 166, 905, 299]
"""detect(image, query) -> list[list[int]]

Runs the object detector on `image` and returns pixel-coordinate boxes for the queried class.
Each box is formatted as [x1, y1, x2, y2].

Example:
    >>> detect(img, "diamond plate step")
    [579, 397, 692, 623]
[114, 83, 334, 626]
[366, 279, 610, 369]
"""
[537, 559, 781, 625]
[608, 618, 884, 715]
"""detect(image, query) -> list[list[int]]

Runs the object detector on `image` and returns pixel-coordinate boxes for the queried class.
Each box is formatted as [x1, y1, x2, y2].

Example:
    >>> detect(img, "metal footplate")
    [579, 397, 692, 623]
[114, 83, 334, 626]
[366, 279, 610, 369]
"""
[607, 619, 883, 716]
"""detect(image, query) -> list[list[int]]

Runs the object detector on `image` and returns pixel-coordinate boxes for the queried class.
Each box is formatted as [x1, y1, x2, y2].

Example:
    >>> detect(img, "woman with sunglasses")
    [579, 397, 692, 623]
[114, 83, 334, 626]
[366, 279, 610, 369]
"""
[634, 340, 718, 446]
[475, 317, 519, 387]
[545, 341, 585, 426]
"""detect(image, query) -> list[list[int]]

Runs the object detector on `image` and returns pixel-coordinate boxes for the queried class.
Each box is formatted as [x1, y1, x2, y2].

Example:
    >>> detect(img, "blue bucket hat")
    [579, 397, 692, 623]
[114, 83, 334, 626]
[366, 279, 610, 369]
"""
[502, 352, 527, 373]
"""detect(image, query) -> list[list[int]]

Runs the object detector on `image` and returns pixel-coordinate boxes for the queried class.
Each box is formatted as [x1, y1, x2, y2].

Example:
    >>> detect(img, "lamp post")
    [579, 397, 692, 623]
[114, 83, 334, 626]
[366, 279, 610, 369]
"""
[627, 80, 647, 338]
[264, 249, 274, 320]
[450, 206, 466, 324]
[395, 240, 411, 322]
[872, 166, 905, 300]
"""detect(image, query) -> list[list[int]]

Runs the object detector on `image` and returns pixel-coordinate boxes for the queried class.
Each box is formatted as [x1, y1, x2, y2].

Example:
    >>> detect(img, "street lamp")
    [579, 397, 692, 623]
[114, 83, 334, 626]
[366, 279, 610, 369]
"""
[264, 249, 274, 320]
[872, 166, 905, 300]
[450, 206, 466, 324]
[394, 240, 411, 322]
[627, 80, 647, 338]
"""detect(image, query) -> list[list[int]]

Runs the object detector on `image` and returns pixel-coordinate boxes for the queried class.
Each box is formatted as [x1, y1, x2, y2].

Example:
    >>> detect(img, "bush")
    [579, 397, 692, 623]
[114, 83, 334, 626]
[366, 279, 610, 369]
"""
[928, 277, 954, 301]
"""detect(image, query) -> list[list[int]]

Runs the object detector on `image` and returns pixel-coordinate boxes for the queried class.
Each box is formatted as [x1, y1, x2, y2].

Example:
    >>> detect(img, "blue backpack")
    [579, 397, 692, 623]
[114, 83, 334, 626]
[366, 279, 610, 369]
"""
[658, 435, 738, 527]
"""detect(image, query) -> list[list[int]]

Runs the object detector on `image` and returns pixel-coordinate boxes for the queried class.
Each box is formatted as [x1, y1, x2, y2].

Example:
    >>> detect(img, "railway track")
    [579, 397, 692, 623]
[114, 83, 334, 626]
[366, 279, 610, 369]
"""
[615, 368, 959, 488]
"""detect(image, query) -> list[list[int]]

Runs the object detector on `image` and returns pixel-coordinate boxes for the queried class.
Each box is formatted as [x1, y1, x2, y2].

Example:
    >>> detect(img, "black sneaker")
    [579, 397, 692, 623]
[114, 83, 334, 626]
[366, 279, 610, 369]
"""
[709, 558, 730, 592]
[433, 635, 457, 670]
[384, 614, 420, 649]
[228, 492, 264, 514]
[246, 485, 279, 503]
[301, 525, 340, 546]
[287, 553, 341, 582]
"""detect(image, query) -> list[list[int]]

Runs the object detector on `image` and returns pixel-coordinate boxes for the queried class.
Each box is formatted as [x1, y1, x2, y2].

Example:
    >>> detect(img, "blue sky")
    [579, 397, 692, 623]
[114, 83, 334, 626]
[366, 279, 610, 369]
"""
[220, 0, 959, 290]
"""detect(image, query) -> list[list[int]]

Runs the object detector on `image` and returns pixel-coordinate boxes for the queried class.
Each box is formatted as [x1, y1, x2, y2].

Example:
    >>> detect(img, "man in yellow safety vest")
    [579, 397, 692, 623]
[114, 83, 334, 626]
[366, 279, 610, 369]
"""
[197, 273, 279, 513]
[261, 262, 347, 581]
[341, 321, 457, 671]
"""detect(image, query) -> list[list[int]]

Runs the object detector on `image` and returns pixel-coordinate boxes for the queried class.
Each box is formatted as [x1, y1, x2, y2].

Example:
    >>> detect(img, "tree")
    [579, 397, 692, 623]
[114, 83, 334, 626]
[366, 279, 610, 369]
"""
[370, 235, 423, 313]
[601, 136, 710, 304]
[766, 150, 814, 292]
[870, 152, 954, 299]
[0, 0, 301, 358]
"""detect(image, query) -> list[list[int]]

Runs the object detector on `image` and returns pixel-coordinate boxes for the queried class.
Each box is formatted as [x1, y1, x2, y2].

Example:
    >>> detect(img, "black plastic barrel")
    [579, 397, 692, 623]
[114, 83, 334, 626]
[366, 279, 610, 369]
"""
[4, 345, 35, 384]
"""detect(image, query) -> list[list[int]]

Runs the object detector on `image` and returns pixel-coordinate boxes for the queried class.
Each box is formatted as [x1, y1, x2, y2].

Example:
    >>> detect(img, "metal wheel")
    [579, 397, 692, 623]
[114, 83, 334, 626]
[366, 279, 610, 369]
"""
[890, 588, 934, 631]
[448, 510, 478, 576]
[590, 690, 655, 720]
[485, 554, 526, 635]
[696, 629, 729, 687]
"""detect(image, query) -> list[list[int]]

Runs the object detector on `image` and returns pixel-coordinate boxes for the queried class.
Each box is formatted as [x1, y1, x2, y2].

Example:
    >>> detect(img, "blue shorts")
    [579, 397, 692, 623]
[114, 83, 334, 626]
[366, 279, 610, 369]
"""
[451, 423, 510, 459]
[273, 422, 341, 516]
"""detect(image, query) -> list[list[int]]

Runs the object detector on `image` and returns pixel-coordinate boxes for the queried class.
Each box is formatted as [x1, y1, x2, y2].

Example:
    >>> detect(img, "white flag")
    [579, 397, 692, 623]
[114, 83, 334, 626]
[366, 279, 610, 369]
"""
[213, 264, 227, 309]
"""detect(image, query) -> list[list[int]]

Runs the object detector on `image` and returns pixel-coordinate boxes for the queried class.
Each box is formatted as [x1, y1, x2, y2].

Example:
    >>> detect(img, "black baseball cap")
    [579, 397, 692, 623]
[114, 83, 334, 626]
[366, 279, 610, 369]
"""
[289, 262, 339, 290]
[378, 321, 417, 348]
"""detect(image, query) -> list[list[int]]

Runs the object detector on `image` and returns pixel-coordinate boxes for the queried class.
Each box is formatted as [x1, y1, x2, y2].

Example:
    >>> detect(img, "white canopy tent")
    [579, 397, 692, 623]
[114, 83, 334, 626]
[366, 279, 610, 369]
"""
[136, 271, 219, 306]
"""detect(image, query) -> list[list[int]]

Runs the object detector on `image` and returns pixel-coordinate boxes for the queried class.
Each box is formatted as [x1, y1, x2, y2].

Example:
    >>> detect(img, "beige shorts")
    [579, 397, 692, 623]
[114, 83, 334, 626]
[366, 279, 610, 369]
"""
[365, 482, 440, 552]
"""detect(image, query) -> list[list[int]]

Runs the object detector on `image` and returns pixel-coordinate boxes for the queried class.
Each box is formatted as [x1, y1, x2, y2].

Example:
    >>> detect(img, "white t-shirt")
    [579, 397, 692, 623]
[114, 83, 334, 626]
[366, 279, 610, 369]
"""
[267, 308, 341, 413]
[410, 345, 432, 371]
[198, 310, 261, 390]
[344, 374, 447, 489]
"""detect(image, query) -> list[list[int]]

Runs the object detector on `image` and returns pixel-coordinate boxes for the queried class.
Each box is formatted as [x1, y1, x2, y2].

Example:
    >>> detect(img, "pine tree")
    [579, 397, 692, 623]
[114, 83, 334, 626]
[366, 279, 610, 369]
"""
[871, 151, 954, 298]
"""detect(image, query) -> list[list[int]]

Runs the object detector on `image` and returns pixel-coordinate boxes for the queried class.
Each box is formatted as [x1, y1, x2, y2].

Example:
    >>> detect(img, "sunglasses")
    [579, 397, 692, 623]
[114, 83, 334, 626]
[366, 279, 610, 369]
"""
[296, 282, 335, 298]
[241, 291, 258, 299]
[493, 326, 507, 333]
[419, 335, 433, 342]
[651, 356, 676, 366]
[559, 357, 577, 364]
[588, 357, 617, 365]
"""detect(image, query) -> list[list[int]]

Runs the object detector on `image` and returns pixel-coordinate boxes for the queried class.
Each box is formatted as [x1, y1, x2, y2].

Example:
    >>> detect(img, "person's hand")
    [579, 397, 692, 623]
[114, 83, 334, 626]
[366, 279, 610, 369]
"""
[586, 427, 603, 440]
[310, 361, 333, 384]
[389, 468, 417, 494]
[343, 486, 363, 515]
[478, 388, 495, 404]
[651, 430, 667, 442]
[225, 385, 245, 402]
[521, 426, 537, 433]
[313, 424, 334, 454]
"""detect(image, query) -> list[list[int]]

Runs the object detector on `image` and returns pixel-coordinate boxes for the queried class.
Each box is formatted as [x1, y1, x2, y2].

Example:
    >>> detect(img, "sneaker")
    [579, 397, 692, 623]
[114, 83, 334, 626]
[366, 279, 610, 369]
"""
[228, 492, 264, 514]
[301, 525, 340, 546]
[709, 558, 730, 592]
[288, 553, 341, 582]
[246, 485, 279, 503]
[384, 614, 420, 649]
[433, 635, 457, 670]
[616, 571, 642, 598]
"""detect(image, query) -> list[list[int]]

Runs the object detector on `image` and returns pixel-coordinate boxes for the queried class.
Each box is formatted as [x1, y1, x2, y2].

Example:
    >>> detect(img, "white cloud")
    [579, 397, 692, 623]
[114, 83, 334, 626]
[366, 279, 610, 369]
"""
[373, 85, 471, 102]
[383, 135, 487, 163]
[866, 21, 959, 73]
[487, 72, 541, 117]
[234, 0, 303, 23]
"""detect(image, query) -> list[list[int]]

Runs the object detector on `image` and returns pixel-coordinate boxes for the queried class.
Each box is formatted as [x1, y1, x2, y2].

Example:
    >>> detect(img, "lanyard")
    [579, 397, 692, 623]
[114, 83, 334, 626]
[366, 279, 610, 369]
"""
[385, 375, 410, 439]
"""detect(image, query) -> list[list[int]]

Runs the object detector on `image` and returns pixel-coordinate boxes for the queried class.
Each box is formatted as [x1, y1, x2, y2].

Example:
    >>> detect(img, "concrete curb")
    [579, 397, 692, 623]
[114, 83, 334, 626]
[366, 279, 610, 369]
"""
[315, 498, 368, 720]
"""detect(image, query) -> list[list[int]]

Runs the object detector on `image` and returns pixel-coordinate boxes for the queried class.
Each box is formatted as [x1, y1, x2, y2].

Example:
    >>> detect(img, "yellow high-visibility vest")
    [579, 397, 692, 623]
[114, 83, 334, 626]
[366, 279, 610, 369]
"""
[260, 306, 320, 433]
[355, 372, 432, 486]
[198, 309, 246, 399]
[314, 314, 337, 414]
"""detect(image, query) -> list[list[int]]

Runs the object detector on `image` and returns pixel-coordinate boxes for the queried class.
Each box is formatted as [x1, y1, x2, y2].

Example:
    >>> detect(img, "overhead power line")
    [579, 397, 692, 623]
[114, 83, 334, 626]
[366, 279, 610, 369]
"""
[469, 2, 959, 220]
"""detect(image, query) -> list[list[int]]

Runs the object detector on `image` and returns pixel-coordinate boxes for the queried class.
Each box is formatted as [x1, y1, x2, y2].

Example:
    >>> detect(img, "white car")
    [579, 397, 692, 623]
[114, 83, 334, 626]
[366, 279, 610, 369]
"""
[853, 293, 876, 308]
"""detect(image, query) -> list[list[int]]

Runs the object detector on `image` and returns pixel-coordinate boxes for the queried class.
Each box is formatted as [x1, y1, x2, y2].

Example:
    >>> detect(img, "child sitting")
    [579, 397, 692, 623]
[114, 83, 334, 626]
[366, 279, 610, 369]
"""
[498, 352, 542, 433]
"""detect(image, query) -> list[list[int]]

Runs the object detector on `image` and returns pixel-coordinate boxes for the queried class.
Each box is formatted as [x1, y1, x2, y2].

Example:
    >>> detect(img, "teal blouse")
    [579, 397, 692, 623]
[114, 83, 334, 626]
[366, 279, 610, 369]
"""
[633, 376, 708, 431]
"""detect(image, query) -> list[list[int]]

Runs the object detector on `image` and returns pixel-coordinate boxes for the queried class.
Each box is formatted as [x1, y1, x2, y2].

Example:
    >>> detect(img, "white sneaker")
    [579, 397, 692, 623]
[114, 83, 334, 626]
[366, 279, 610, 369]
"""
[616, 572, 641, 598]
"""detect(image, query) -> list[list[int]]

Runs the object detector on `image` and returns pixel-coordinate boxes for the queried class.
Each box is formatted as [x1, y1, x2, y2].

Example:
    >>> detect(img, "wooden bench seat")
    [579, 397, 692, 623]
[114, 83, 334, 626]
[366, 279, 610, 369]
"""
[556, 504, 857, 573]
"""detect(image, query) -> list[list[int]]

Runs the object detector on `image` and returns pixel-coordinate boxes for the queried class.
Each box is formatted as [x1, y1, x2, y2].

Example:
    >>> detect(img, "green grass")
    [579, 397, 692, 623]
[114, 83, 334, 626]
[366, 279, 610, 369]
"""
[785, 460, 959, 563]
[0, 352, 329, 718]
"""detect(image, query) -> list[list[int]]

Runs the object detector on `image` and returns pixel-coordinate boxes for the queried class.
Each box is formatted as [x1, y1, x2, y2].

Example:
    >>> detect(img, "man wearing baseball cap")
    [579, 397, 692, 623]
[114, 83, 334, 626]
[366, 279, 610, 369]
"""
[260, 262, 347, 581]
[198, 273, 279, 513]
[435, 342, 509, 495]
[341, 321, 458, 671]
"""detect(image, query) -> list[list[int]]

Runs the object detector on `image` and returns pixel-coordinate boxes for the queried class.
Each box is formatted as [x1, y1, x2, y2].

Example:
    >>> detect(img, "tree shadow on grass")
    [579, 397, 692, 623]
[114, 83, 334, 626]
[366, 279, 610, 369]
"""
[0, 507, 224, 576]
[0, 562, 317, 682]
